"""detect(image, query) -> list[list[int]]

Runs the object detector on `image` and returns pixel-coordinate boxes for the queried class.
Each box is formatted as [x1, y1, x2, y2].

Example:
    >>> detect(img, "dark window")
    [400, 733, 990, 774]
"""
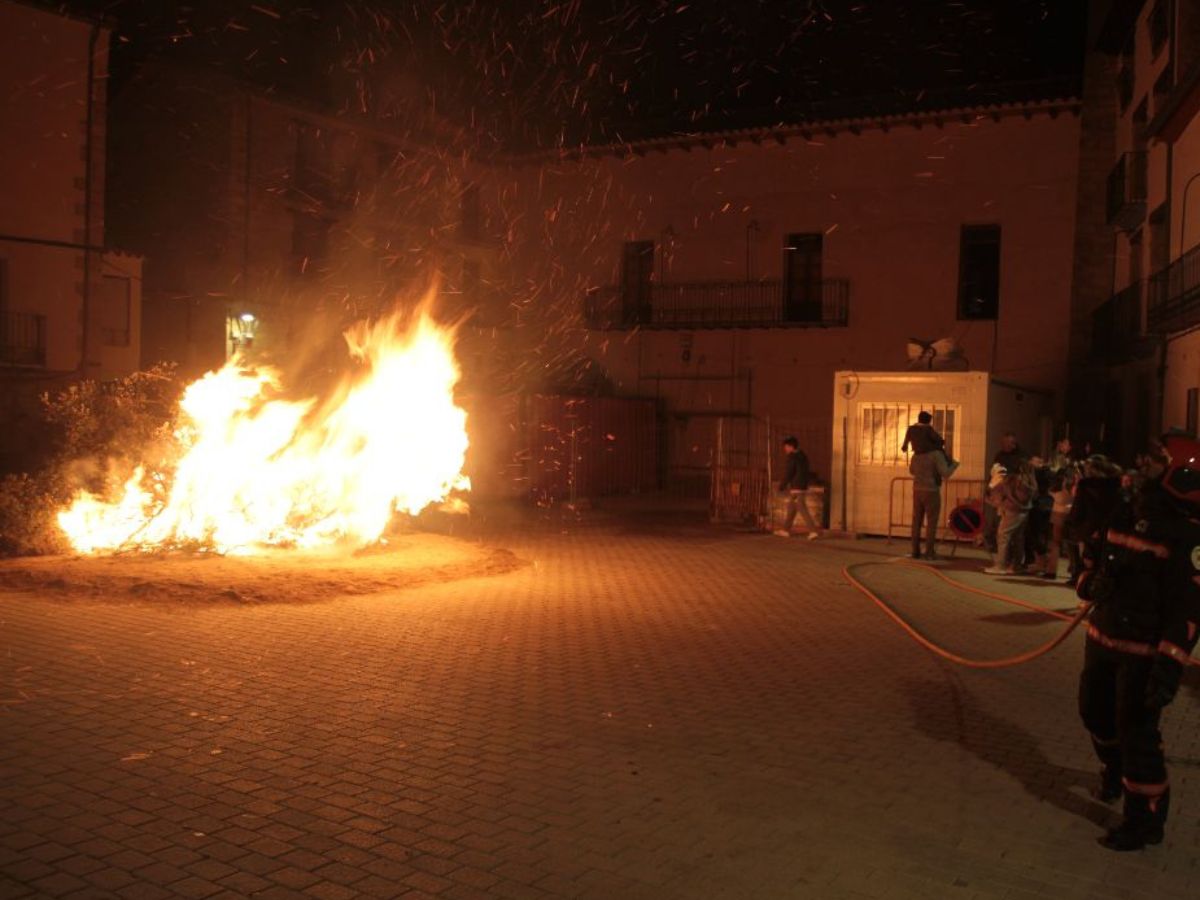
[1153, 64, 1173, 110]
[783, 233, 824, 322]
[1150, 0, 1170, 57]
[1136, 374, 1153, 455]
[1150, 203, 1170, 273]
[1117, 35, 1135, 111]
[460, 185, 481, 242]
[292, 213, 331, 276]
[1133, 96, 1149, 126]
[1187, 387, 1199, 437]
[1130, 228, 1144, 283]
[98, 275, 131, 347]
[620, 241, 655, 325]
[957, 225, 1001, 320]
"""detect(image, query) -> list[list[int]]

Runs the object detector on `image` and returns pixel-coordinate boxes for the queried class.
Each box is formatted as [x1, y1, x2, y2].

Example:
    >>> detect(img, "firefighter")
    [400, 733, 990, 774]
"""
[1076, 434, 1200, 851]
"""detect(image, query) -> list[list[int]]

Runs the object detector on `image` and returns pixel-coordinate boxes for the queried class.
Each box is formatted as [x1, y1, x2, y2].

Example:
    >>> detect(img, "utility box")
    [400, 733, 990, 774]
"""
[829, 371, 1053, 537]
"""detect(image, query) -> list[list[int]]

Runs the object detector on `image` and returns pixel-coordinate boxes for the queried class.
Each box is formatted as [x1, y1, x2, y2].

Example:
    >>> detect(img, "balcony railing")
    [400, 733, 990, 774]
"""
[1147, 244, 1200, 333]
[0, 310, 47, 367]
[583, 279, 850, 330]
[1092, 281, 1152, 364]
[1106, 151, 1148, 229]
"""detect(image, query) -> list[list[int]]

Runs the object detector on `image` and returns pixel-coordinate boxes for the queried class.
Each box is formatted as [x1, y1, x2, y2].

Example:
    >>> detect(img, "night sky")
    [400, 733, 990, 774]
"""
[58, 0, 1088, 150]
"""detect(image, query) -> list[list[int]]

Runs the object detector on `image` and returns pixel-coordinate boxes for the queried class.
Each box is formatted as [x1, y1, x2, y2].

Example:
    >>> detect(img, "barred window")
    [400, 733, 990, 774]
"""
[858, 403, 958, 466]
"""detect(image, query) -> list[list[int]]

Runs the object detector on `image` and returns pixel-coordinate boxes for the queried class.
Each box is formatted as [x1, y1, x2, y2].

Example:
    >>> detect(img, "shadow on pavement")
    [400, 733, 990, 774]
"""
[903, 677, 1111, 829]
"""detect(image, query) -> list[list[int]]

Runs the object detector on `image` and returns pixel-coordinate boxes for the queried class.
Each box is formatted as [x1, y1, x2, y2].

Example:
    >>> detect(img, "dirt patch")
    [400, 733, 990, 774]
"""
[0, 534, 528, 605]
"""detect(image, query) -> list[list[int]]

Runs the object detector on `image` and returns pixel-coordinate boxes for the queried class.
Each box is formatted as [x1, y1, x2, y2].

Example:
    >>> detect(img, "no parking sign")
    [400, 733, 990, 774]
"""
[948, 500, 984, 539]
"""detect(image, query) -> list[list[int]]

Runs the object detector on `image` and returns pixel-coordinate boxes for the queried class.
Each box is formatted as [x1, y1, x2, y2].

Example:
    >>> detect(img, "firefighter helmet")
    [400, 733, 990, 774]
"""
[1160, 434, 1200, 510]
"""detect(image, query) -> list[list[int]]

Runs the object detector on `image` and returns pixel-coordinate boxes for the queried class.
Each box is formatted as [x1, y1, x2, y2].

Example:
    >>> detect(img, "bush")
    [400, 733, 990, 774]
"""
[0, 364, 182, 557]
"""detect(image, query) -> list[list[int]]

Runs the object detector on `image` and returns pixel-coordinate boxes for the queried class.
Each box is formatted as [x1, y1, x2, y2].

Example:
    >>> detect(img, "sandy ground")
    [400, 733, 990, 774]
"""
[0, 532, 526, 605]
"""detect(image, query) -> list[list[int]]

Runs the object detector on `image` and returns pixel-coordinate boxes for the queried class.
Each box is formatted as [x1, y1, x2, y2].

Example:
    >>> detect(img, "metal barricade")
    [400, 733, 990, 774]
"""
[887, 477, 987, 553]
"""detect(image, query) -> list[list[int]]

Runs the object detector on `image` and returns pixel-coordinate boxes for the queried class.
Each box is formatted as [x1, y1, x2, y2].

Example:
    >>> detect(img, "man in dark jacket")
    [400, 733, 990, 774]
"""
[775, 436, 820, 539]
[1076, 435, 1200, 851]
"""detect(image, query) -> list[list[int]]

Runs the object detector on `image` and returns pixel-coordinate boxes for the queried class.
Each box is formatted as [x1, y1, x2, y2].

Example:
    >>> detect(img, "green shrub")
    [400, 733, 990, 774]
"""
[0, 364, 182, 557]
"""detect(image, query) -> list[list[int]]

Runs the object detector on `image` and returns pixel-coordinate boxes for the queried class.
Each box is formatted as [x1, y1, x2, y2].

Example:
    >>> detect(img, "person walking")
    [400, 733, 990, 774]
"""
[909, 444, 950, 560]
[1076, 435, 1200, 851]
[775, 436, 820, 540]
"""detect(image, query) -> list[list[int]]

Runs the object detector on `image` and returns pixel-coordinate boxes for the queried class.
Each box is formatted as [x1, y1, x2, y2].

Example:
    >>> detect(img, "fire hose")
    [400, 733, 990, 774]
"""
[845, 559, 1200, 669]
[842, 559, 1094, 669]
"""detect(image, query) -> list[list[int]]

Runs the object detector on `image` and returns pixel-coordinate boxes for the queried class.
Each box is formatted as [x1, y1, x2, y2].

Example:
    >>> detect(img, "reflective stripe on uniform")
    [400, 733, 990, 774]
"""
[1086, 625, 1156, 657]
[1106, 529, 1171, 559]
[1123, 776, 1169, 797]
[1158, 641, 1192, 663]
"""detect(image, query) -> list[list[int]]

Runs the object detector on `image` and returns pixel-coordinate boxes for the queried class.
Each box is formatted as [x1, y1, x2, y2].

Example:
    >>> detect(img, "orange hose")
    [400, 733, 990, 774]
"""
[842, 559, 1091, 669]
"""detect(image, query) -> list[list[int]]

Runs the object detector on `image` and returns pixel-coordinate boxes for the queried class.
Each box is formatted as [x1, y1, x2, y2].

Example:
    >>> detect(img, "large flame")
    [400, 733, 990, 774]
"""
[58, 307, 470, 554]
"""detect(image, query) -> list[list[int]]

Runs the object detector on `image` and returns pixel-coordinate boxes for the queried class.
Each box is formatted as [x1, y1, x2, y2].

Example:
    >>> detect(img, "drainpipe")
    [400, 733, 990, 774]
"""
[77, 22, 101, 376]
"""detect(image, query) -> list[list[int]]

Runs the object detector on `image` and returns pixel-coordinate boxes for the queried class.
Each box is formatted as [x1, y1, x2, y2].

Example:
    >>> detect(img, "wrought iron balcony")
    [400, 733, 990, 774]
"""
[1147, 244, 1200, 334]
[0, 310, 47, 367]
[1091, 281, 1153, 364]
[583, 279, 850, 330]
[1106, 151, 1147, 229]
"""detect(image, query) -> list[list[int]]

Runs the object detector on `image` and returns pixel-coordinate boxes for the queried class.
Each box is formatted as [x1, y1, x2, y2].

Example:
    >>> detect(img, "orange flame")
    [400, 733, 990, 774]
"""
[58, 307, 470, 554]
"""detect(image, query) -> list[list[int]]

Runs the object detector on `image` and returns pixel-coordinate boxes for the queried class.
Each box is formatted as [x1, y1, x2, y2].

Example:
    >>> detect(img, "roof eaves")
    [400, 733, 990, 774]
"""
[501, 96, 1081, 166]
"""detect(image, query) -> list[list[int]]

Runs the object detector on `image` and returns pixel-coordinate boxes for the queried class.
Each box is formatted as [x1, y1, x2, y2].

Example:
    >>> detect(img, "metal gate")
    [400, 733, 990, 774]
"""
[711, 416, 831, 527]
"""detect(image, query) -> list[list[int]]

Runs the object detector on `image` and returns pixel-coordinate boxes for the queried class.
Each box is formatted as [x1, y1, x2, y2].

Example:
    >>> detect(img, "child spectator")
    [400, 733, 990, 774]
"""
[902, 411, 959, 477]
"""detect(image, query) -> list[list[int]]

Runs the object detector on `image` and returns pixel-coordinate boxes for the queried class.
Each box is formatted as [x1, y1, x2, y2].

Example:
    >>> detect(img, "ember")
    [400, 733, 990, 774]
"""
[58, 300, 470, 555]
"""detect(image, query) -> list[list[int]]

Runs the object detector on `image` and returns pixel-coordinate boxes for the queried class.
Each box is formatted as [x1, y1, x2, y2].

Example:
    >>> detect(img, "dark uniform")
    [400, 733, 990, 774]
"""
[1076, 475, 1200, 850]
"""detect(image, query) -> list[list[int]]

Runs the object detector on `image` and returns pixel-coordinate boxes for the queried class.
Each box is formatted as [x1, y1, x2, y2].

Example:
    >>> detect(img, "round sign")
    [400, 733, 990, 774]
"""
[948, 501, 984, 539]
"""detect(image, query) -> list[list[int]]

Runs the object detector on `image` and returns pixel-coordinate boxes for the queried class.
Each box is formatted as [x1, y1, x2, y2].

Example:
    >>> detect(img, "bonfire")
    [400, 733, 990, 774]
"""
[57, 305, 470, 556]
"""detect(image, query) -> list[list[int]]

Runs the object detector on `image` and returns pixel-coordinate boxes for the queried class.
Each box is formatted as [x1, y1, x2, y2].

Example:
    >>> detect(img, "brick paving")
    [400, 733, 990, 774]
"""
[2, 505, 1199, 899]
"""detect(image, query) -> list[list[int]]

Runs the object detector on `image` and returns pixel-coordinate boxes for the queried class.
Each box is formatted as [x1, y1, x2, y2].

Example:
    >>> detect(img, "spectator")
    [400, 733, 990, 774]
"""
[983, 432, 1027, 557]
[984, 458, 1036, 575]
[1025, 457, 1054, 574]
[1042, 459, 1081, 581]
[902, 411, 960, 477]
[909, 444, 951, 560]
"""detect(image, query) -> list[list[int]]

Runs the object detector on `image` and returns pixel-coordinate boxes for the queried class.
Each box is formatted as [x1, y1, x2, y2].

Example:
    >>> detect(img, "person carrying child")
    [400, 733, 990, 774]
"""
[902, 411, 960, 477]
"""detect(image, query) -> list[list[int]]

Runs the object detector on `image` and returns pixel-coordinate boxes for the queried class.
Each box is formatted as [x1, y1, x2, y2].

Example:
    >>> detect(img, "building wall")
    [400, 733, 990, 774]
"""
[483, 110, 1080, 482]
[0, 1, 110, 375]
[1161, 108, 1200, 433]
[1126, 0, 1200, 446]
[109, 63, 472, 379]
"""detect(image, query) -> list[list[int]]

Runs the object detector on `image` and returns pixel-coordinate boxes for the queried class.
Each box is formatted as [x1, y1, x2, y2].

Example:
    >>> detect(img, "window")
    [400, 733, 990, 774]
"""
[292, 212, 330, 276]
[1153, 64, 1173, 111]
[783, 233, 824, 323]
[97, 275, 131, 347]
[1150, 0, 1170, 58]
[460, 185, 481, 242]
[957, 225, 1001, 320]
[620, 240, 655, 325]
[1117, 34, 1135, 111]
[1133, 95, 1149, 127]
[858, 403, 958, 466]
[1149, 203, 1170, 273]
[1187, 388, 1198, 437]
